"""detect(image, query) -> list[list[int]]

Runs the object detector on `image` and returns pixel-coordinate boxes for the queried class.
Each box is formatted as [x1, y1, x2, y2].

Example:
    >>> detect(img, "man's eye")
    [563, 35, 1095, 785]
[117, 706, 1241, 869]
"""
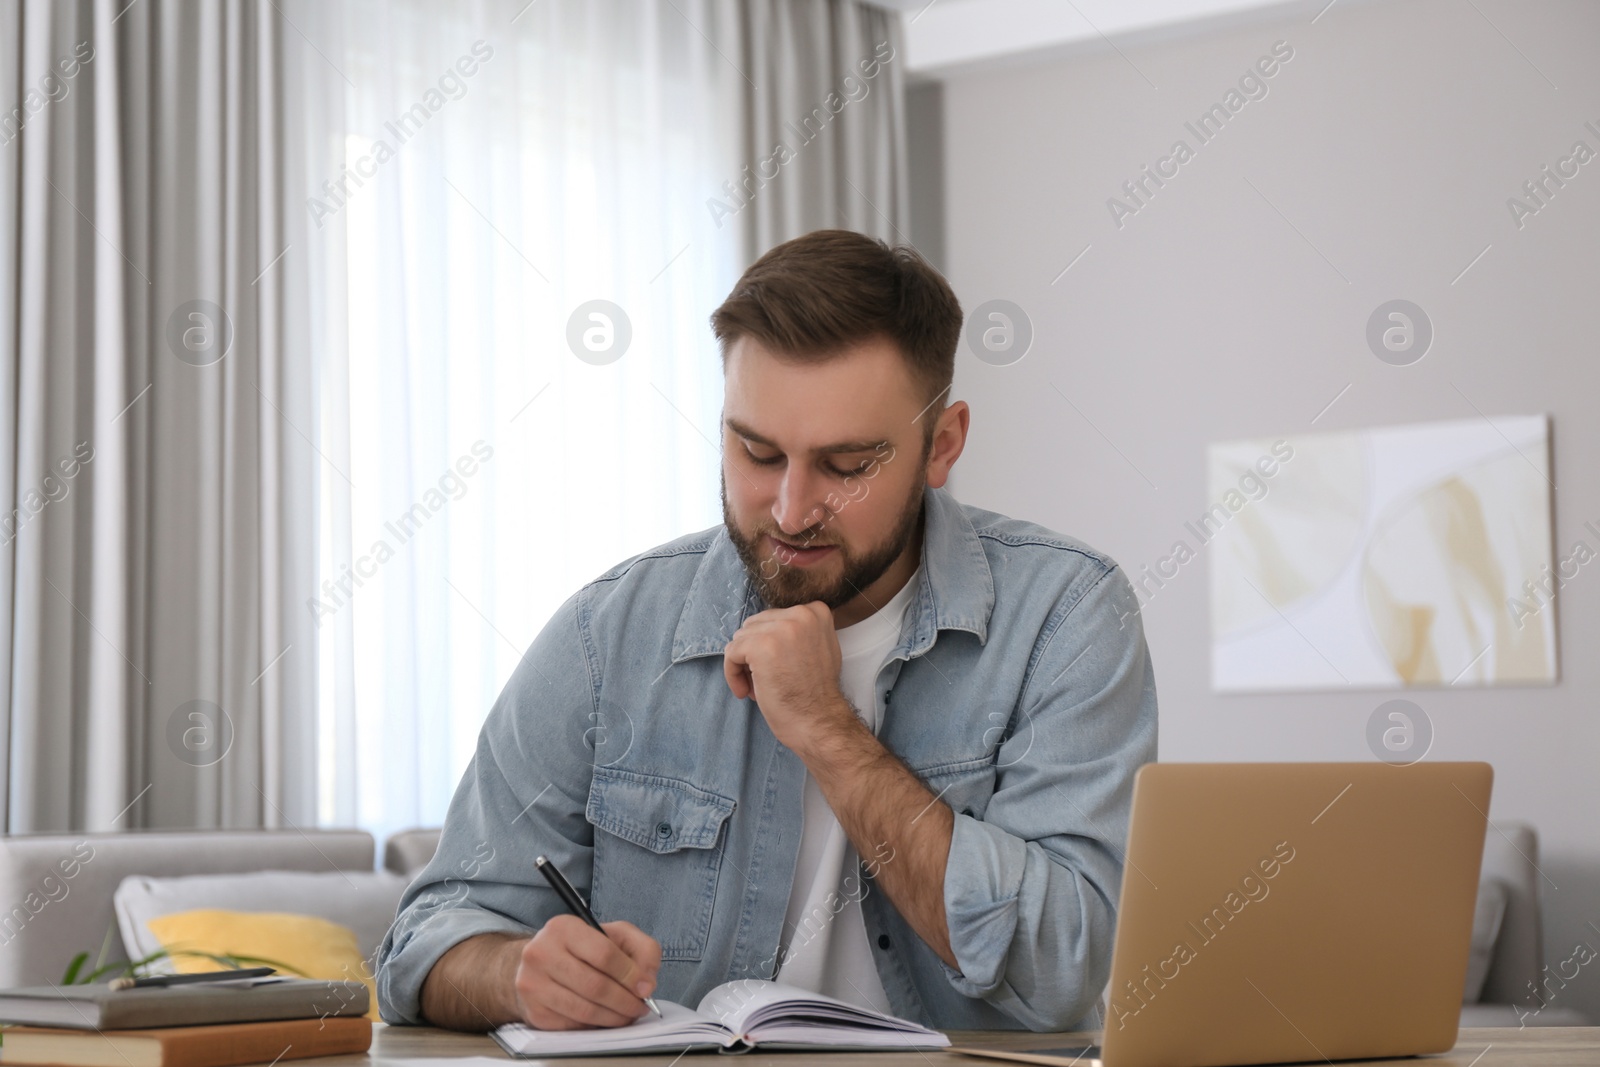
[744, 447, 782, 466]
[827, 459, 874, 477]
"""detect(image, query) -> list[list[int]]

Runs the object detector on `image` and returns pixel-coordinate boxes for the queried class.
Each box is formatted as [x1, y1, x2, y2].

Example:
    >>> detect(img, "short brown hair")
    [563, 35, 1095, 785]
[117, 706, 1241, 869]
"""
[710, 229, 962, 409]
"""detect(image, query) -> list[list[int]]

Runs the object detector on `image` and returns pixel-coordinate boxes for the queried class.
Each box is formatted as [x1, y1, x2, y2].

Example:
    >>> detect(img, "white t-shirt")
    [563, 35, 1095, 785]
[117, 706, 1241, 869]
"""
[773, 567, 922, 1012]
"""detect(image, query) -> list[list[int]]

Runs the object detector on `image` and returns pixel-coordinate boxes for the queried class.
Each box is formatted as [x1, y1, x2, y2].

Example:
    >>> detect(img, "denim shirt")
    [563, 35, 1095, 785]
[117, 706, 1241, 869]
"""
[375, 485, 1158, 1032]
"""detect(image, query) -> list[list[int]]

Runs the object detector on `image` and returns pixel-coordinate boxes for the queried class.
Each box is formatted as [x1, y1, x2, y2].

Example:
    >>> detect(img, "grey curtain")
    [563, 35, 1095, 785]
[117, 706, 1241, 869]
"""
[0, 0, 906, 835]
[0, 0, 318, 832]
[733, 0, 909, 257]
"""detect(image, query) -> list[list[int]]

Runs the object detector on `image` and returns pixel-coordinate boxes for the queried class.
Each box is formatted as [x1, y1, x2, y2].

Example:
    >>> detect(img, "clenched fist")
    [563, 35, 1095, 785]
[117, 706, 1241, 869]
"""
[723, 602, 857, 755]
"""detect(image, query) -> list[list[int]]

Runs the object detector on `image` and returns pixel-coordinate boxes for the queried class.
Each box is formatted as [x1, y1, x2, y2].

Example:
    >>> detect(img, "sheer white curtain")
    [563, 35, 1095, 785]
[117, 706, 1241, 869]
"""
[293, 0, 745, 843]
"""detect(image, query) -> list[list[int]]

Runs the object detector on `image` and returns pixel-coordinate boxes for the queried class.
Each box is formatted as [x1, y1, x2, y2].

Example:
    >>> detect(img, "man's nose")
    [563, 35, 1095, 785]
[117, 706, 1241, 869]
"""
[772, 466, 830, 537]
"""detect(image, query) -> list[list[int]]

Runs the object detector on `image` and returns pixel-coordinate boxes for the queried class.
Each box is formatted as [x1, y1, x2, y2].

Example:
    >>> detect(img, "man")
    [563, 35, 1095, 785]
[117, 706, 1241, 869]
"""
[375, 229, 1157, 1034]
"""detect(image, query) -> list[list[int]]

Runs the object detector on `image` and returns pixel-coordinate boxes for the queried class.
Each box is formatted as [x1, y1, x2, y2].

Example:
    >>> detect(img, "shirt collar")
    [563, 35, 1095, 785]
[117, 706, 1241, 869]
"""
[670, 485, 995, 664]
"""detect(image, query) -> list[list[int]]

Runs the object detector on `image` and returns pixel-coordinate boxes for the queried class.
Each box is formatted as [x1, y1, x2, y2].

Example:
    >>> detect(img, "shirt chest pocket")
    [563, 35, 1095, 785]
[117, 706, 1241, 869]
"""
[586, 768, 736, 962]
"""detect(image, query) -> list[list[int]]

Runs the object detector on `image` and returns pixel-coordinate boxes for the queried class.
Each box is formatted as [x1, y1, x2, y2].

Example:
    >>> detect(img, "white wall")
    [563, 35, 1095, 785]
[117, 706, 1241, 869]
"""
[936, 0, 1600, 1020]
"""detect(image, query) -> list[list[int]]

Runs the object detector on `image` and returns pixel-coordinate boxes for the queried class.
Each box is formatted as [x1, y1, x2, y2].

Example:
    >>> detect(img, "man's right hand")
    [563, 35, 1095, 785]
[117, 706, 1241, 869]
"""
[507, 915, 663, 1029]
[419, 921, 662, 1032]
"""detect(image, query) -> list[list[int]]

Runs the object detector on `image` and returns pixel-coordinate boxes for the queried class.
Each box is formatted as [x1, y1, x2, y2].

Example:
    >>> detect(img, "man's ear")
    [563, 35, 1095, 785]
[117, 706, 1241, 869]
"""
[924, 400, 969, 489]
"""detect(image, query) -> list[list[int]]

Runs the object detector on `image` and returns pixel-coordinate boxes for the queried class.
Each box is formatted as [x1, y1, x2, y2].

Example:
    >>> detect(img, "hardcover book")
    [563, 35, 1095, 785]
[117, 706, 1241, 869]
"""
[0, 1017, 372, 1067]
[0, 978, 369, 1030]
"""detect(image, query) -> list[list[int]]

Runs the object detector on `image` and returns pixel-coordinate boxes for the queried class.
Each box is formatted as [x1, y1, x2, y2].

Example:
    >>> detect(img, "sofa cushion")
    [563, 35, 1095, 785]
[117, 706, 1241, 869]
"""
[146, 908, 378, 1018]
[383, 829, 441, 877]
[1463, 879, 1509, 1003]
[115, 869, 408, 972]
[0, 830, 374, 988]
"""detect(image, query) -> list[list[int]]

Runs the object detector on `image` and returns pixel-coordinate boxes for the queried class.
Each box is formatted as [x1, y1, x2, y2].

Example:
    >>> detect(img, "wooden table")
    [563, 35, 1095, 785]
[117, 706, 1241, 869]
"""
[290, 1023, 1600, 1066]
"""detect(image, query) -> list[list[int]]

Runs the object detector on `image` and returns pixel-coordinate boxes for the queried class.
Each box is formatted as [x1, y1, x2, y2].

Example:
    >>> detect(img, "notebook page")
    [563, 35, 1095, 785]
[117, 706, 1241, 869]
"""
[695, 979, 820, 1032]
[695, 979, 947, 1042]
[750, 1024, 952, 1048]
[492, 1000, 733, 1056]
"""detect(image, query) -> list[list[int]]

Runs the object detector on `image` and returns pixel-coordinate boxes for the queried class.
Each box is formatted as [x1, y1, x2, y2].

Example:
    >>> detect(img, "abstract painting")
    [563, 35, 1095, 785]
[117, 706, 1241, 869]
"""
[1209, 415, 1556, 691]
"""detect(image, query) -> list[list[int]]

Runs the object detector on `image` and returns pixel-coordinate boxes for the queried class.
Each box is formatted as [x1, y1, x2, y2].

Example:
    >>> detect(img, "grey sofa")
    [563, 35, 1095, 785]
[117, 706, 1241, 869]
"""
[0, 822, 1585, 1027]
[0, 828, 373, 987]
[1460, 822, 1587, 1026]
[382, 827, 442, 879]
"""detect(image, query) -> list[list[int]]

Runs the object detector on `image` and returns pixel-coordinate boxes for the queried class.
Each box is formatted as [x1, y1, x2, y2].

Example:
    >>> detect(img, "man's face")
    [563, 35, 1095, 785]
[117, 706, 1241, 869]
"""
[720, 334, 933, 613]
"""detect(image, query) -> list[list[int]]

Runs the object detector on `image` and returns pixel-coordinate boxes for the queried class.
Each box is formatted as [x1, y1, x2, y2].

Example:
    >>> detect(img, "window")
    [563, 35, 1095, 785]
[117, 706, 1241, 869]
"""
[305, 0, 744, 843]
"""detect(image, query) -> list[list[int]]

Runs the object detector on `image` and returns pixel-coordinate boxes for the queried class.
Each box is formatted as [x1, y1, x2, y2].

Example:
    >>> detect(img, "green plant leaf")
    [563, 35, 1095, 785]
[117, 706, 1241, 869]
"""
[61, 945, 313, 986]
[167, 950, 308, 977]
[94, 924, 115, 971]
[61, 952, 88, 985]
[75, 948, 182, 984]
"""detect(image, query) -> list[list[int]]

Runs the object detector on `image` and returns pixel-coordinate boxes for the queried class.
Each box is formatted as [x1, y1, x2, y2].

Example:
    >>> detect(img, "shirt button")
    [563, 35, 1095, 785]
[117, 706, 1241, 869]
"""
[877, 934, 891, 950]
[656, 822, 673, 839]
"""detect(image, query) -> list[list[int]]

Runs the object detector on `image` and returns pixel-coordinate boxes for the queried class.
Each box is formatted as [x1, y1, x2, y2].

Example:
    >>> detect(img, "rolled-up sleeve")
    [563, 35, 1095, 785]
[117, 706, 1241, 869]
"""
[375, 590, 601, 1025]
[940, 563, 1157, 1030]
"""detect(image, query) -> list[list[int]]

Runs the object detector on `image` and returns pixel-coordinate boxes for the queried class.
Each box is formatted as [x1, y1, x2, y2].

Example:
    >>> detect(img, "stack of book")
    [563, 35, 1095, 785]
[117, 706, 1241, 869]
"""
[0, 973, 372, 1067]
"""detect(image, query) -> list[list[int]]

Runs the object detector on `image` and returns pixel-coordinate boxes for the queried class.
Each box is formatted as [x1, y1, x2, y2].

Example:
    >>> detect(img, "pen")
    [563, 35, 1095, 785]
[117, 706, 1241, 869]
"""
[535, 854, 662, 1018]
[109, 966, 277, 990]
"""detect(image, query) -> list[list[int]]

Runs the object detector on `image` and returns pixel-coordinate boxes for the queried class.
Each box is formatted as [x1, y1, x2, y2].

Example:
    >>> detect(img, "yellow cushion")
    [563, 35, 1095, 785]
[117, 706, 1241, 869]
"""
[144, 909, 378, 1019]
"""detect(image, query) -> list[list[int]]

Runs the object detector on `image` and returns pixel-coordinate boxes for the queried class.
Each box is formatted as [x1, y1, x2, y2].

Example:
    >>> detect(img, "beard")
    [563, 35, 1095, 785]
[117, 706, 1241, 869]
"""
[721, 472, 926, 613]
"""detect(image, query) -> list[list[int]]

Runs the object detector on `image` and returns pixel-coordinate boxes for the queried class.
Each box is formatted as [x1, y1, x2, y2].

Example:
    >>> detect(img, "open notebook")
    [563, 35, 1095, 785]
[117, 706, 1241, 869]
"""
[492, 980, 951, 1057]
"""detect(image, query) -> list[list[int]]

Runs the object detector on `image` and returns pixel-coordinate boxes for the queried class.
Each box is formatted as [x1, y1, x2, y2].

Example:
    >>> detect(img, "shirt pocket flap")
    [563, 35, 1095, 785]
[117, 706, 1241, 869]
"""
[586, 769, 735, 854]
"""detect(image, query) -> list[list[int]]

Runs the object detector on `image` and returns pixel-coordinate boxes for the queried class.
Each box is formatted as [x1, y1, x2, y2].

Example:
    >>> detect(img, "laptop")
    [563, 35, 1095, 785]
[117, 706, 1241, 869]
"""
[953, 761, 1492, 1067]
